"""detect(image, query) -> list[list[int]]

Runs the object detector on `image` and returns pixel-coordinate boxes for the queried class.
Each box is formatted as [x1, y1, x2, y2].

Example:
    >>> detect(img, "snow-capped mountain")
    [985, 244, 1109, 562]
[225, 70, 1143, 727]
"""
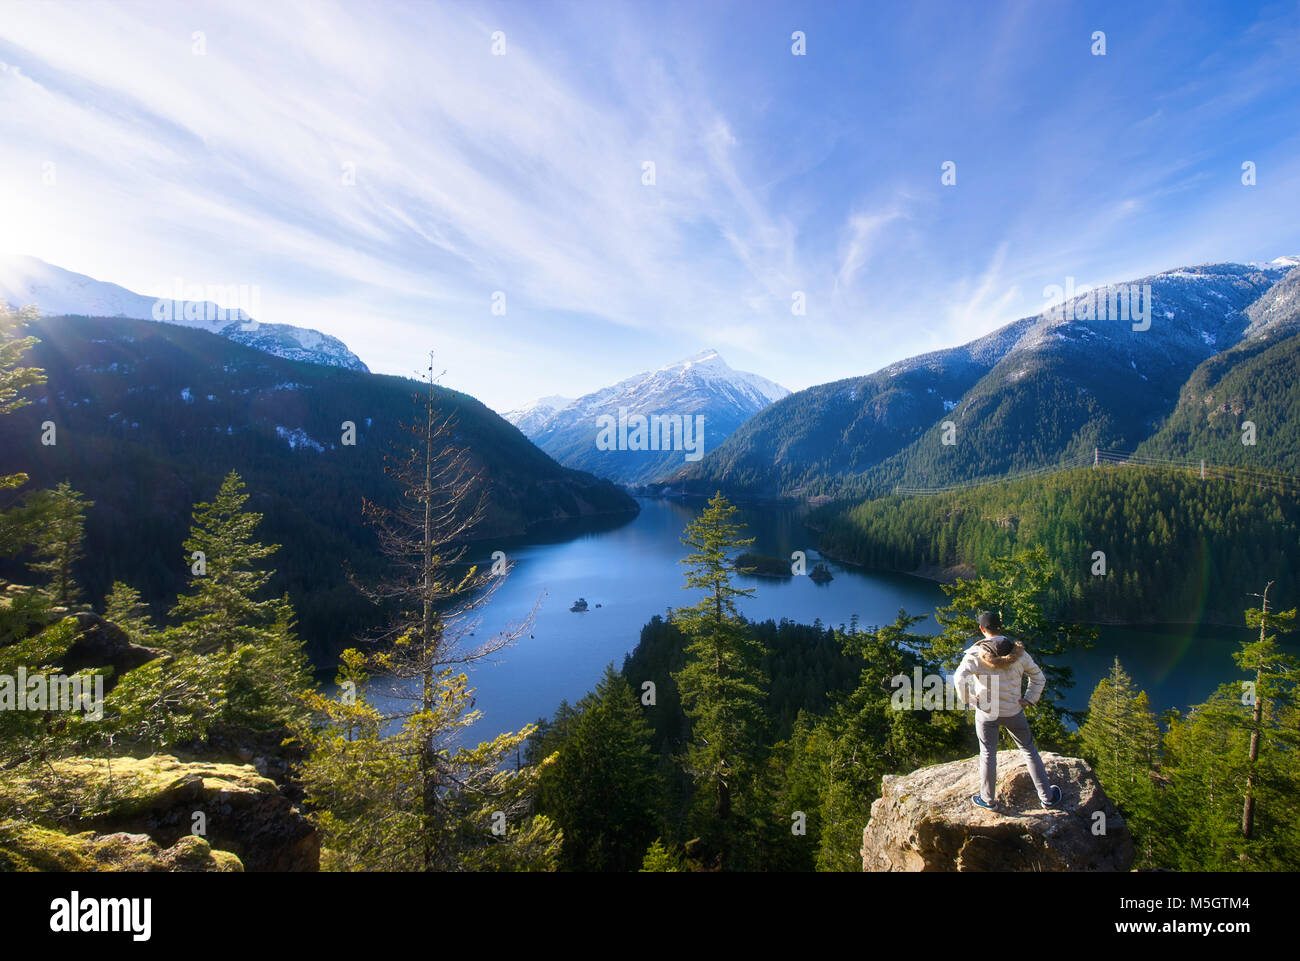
[506, 349, 790, 485]
[1243, 263, 1300, 340]
[502, 394, 574, 437]
[1137, 263, 1300, 472]
[0, 255, 368, 372]
[679, 258, 1300, 497]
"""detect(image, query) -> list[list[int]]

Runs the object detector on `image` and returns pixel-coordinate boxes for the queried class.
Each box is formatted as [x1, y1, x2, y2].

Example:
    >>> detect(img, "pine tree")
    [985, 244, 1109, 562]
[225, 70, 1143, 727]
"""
[1161, 689, 1256, 869]
[164, 470, 310, 732]
[0, 305, 50, 643]
[103, 582, 155, 641]
[670, 492, 768, 867]
[303, 358, 556, 871]
[168, 471, 282, 656]
[0, 304, 45, 565]
[1079, 658, 1162, 865]
[22, 482, 93, 609]
[640, 838, 688, 872]
[301, 649, 559, 871]
[1238, 582, 1298, 841]
[0, 616, 81, 770]
[0, 304, 44, 426]
[523, 699, 580, 766]
[813, 611, 961, 870]
[1158, 587, 1300, 870]
[0, 303, 71, 769]
[534, 664, 665, 871]
[761, 709, 829, 872]
[102, 648, 225, 751]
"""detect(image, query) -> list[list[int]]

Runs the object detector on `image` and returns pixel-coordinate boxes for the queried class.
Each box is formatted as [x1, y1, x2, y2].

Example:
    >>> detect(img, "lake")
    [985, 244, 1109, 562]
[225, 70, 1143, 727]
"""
[372, 497, 1273, 738]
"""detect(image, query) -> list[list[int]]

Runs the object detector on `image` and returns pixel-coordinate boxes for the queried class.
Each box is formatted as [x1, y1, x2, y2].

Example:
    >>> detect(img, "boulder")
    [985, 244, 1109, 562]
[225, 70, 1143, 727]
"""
[861, 752, 1133, 872]
[0, 822, 243, 871]
[60, 613, 166, 688]
[0, 754, 318, 871]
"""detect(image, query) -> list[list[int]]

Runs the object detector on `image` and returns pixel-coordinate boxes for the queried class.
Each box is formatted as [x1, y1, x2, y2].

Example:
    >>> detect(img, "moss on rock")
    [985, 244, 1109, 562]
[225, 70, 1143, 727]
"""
[0, 821, 244, 872]
[0, 754, 278, 821]
[0, 753, 314, 871]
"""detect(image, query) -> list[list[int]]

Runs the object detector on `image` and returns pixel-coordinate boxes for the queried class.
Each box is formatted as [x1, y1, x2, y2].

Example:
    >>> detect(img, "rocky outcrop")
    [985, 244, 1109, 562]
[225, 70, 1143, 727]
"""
[0, 755, 318, 872]
[0, 822, 243, 872]
[861, 753, 1133, 872]
[1, 601, 317, 872]
[59, 613, 166, 687]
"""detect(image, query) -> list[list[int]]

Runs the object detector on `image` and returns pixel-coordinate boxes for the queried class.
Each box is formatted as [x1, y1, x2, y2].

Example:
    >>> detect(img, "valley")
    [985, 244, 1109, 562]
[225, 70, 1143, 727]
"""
[0, 313, 636, 662]
[3, 0, 1298, 885]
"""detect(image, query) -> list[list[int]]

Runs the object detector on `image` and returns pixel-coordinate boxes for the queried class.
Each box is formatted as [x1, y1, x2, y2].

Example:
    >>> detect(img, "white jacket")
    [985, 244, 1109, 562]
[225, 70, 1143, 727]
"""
[952, 636, 1045, 721]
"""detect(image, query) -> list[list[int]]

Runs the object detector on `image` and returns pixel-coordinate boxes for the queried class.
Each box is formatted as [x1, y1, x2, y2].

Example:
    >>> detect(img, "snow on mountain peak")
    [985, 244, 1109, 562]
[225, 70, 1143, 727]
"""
[0, 255, 367, 372]
[504, 349, 791, 483]
[644, 349, 787, 406]
[533, 394, 573, 410]
[663, 348, 724, 371]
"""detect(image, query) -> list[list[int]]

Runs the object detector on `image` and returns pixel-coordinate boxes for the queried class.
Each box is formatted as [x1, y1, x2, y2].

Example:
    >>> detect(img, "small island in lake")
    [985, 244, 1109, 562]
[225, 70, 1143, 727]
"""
[809, 562, 834, 584]
[736, 552, 793, 577]
[570, 598, 589, 612]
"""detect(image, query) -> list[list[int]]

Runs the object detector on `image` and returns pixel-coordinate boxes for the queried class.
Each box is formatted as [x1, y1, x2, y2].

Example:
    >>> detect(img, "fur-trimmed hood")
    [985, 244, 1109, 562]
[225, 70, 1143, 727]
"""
[971, 637, 1025, 669]
[954, 637, 1045, 718]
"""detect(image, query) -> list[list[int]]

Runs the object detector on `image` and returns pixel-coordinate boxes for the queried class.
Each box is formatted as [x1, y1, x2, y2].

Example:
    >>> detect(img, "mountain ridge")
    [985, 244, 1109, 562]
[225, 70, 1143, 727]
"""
[1136, 264, 1300, 474]
[505, 348, 790, 485]
[673, 258, 1299, 498]
[0, 255, 368, 372]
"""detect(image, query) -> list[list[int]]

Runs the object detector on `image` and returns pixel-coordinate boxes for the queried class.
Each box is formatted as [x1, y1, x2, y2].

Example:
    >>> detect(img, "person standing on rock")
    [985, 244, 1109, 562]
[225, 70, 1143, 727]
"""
[952, 611, 1062, 812]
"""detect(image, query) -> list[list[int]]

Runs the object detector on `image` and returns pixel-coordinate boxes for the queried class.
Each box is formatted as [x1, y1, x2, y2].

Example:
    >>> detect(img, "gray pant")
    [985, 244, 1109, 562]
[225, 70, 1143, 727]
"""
[976, 710, 1052, 805]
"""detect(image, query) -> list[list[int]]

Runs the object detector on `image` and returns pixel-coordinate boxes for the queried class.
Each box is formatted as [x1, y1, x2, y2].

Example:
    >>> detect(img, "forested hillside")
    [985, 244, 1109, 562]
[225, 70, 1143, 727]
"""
[1137, 268, 1300, 473]
[0, 314, 636, 660]
[669, 349, 994, 497]
[1136, 335, 1300, 473]
[810, 466, 1300, 624]
[673, 262, 1295, 499]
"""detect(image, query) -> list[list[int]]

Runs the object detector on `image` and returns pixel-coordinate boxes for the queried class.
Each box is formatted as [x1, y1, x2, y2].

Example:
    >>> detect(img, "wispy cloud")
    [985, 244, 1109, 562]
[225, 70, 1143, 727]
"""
[942, 241, 1021, 343]
[0, 0, 1296, 409]
[836, 206, 906, 292]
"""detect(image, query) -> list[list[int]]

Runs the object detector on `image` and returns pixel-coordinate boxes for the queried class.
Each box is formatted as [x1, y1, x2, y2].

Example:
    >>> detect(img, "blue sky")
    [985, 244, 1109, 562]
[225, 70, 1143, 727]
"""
[1, 0, 1298, 411]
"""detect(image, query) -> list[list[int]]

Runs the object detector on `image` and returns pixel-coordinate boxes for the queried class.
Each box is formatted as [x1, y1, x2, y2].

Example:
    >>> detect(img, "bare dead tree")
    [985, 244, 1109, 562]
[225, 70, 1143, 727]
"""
[349, 352, 540, 868]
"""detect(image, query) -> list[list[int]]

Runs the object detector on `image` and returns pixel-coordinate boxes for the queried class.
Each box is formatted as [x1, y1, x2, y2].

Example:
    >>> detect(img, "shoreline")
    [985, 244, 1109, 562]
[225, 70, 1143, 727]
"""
[810, 540, 1251, 633]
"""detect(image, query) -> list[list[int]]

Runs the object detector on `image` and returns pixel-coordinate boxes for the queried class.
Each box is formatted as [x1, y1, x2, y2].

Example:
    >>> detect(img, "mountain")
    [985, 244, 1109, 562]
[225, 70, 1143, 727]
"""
[504, 349, 789, 485]
[0, 255, 368, 372]
[675, 260, 1299, 498]
[503, 394, 573, 437]
[1137, 264, 1300, 473]
[0, 313, 637, 661]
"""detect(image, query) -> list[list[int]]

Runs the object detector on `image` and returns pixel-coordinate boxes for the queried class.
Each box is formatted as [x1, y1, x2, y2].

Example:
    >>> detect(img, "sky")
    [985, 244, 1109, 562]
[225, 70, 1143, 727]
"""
[1, 0, 1298, 412]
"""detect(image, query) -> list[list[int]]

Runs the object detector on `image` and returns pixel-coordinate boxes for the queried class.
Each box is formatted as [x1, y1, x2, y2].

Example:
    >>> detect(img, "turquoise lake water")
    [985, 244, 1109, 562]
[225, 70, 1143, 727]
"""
[366, 497, 1274, 738]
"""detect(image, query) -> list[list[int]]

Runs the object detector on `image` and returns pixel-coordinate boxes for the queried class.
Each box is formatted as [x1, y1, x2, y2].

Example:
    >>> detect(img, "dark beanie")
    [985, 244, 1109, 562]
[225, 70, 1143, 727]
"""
[977, 610, 1001, 632]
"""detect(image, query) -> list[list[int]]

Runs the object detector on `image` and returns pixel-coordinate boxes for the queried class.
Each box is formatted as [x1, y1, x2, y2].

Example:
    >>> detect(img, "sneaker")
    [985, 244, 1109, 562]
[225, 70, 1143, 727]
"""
[971, 793, 999, 811]
[1042, 785, 1062, 808]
